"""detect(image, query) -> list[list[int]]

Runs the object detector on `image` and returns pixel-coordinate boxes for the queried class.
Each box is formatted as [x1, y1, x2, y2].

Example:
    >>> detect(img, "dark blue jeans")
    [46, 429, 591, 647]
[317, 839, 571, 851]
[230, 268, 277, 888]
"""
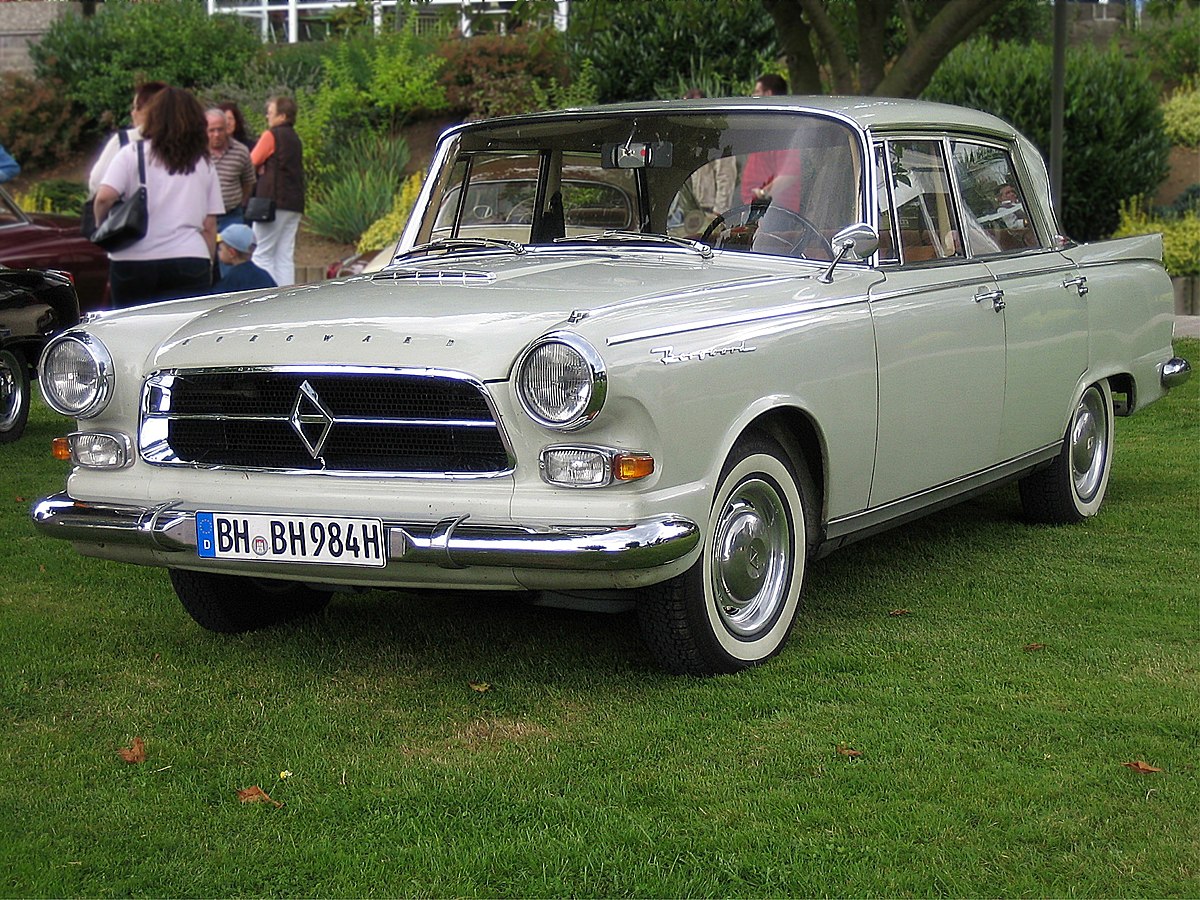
[109, 257, 212, 308]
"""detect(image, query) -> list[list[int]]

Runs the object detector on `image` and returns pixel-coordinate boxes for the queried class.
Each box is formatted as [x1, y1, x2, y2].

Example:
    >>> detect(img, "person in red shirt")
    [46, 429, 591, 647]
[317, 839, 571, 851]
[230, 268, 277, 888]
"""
[740, 74, 803, 212]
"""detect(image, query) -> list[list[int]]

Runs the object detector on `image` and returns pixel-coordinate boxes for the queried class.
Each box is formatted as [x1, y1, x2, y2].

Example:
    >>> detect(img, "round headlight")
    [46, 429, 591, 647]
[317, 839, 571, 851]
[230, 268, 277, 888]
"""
[516, 333, 606, 430]
[39, 333, 114, 418]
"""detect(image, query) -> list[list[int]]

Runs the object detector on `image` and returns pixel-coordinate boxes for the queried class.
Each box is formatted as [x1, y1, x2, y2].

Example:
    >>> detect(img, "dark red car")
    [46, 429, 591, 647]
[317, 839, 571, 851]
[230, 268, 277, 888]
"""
[0, 185, 110, 313]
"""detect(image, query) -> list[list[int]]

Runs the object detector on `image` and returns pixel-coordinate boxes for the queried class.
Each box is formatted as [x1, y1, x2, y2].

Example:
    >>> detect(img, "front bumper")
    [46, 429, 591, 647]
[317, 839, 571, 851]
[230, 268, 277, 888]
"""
[31, 492, 700, 573]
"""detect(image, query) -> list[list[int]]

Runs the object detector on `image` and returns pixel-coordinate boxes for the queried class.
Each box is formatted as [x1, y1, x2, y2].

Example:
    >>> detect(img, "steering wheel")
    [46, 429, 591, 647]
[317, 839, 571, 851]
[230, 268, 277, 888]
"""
[506, 198, 536, 224]
[701, 203, 833, 259]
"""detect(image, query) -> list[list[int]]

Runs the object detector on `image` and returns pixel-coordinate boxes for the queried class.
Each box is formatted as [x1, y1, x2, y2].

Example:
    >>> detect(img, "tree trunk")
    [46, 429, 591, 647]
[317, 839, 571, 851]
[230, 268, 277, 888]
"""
[875, 0, 1009, 97]
[762, 0, 822, 93]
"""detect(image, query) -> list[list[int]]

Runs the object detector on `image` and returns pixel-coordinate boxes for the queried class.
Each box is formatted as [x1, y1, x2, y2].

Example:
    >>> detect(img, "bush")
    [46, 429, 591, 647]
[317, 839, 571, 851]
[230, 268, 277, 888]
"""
[568, 0, 777, 103]
[1114, 198, 1200, 278]
[305, 134, 410, 243]
[31, 0, 261, 132]
[438, 27, 568, 119]
[1132, 6, 1200, 89]
[20, 179, 89, 216]
[0, 74, 85, 172]
[925, 41, 1170, 242]
[358, 171, 425, 252]
[1162, 82, 1200, 148]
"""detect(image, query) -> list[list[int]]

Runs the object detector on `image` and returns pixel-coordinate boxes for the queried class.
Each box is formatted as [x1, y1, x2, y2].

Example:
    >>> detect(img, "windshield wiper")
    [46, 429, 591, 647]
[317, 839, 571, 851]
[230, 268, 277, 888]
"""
[393, 237, 526, 261]
[553, 230, 713, 259]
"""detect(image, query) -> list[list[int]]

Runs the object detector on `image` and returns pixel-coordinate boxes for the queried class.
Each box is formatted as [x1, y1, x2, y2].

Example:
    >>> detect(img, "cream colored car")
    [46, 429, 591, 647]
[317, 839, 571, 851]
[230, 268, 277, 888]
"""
[33, 98, 1190, 675]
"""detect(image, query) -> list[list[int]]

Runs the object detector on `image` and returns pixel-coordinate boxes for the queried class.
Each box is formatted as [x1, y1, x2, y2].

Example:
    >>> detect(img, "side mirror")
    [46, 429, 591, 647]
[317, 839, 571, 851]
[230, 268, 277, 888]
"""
[818, 222, 879, 283]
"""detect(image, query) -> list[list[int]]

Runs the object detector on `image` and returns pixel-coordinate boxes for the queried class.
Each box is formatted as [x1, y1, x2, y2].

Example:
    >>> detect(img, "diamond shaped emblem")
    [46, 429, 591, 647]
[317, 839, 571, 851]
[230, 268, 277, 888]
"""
[290, 380, 334, 459]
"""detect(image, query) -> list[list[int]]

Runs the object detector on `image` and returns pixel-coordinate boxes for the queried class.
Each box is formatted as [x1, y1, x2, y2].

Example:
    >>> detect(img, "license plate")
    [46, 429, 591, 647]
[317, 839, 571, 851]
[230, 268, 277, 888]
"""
[196, 512, 387, 567]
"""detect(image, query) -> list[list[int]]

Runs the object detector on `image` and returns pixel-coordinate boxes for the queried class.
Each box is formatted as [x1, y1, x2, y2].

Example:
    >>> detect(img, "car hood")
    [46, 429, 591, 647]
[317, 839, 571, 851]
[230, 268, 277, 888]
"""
[147, 249, 861, 378]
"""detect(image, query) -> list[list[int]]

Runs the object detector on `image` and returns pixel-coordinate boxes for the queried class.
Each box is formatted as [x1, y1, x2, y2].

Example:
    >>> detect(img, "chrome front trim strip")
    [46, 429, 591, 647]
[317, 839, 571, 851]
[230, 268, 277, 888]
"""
[606, 294, 868, 347]
[31, 493, 700, 573]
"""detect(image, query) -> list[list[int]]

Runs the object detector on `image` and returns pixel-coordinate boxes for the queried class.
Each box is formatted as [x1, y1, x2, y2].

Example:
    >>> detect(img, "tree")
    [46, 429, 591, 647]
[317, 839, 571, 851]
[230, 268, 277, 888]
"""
[761, 0, 1014, 98]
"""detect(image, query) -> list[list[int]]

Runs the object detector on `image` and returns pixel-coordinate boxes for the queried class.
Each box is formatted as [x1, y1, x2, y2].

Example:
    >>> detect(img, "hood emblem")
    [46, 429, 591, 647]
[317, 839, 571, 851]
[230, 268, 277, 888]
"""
[290, 380, 334, 459]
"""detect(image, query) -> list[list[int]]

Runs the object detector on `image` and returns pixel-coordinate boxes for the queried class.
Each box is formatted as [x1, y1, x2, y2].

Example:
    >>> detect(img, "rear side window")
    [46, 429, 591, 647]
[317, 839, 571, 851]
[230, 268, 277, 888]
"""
[950, 141, 1041, 255]
[881, 140, 964, 264]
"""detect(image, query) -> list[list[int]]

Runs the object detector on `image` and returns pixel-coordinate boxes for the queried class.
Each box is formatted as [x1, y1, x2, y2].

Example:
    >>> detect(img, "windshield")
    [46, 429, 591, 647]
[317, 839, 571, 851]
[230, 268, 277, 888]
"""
[408, 111, 865, 261]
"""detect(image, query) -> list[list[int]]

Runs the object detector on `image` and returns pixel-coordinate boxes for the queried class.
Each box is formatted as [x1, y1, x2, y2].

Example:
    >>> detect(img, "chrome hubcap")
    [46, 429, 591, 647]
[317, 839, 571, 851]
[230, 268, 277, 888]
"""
[0, 360, 20, 430]
[712, 478, 791, 637]
[1070, 386, 1107, 502]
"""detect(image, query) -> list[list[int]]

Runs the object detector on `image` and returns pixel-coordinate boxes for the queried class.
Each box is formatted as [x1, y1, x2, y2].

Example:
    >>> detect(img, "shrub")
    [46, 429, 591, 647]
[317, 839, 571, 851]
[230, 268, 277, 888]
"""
[0, 74, 85, 172]
[1131, 6, 1200, 89]
[925, 41, 1170, 242]
[298, 24, 445, 189]
[567, 0, 777, 103]
[358, 171, 426, 252]
[21, 179, 89, 216]
[305, 134, 410, 243]
[438, 27, 568, 119]
[1114, 198, 1200, 278]
[1162, 82, 1200, 148]
[31, 0, 261, 132]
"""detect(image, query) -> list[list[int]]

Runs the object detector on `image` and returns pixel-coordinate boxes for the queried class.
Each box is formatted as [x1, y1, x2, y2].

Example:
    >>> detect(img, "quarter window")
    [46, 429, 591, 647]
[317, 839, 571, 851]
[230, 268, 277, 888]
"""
[950, 141, 1040, 255]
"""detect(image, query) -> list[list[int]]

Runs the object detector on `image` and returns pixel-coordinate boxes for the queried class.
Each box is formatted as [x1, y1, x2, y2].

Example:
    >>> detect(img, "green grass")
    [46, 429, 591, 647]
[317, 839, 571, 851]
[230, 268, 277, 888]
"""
[2, 341, 1197, 898]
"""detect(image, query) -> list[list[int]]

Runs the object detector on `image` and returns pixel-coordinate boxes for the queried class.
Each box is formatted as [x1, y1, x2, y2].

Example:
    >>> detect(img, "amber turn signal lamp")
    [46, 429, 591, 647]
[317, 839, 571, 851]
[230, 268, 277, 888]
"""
[614, 453, 654, 481]
[51, 437, 72, 460]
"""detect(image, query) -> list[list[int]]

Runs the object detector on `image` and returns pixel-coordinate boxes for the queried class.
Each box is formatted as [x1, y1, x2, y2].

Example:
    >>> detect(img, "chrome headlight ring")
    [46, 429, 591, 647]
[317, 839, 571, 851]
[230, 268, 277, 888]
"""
[39, 332, 115, 419]
[515, 332, 607, 431]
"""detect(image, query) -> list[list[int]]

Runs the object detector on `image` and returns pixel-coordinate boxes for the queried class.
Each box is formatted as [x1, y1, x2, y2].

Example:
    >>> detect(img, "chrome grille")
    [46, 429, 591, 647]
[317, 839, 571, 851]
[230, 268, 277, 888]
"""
[141, 368, 512, 475]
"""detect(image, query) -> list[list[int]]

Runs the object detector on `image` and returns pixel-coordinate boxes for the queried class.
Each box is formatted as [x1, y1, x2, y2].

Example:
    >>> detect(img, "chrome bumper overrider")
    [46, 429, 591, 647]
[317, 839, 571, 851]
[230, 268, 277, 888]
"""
[30, 492, 700, 572]
[1161, 357, 1191, 390]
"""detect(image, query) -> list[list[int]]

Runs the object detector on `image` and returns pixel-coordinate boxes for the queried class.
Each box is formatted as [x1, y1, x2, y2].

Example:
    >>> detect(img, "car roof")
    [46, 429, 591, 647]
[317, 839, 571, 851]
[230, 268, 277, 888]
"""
[457, 96, 1022, 144]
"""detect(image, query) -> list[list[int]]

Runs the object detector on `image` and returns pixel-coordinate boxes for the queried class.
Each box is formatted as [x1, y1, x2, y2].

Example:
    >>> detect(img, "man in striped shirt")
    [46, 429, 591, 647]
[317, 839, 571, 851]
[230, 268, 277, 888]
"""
[206, 109, 256, 232]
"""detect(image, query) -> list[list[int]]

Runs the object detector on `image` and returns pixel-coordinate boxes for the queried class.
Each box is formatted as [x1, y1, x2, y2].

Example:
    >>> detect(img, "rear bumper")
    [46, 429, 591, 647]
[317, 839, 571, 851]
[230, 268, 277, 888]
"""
[31, 492, 699, 573]
[1161, 356, 1191, 390]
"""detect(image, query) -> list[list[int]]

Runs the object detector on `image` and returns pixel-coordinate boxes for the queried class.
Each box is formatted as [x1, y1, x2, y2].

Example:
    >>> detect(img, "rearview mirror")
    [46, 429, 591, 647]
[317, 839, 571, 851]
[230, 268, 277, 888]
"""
[601, 141, 674, 169]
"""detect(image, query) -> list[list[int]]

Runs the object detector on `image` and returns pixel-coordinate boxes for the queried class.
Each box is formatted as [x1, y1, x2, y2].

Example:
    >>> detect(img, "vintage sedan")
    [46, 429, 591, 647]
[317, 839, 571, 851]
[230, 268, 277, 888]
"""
[0, 185, 110, 313]
[32, 98, 1190, 675]
[1, 266, 80, 442]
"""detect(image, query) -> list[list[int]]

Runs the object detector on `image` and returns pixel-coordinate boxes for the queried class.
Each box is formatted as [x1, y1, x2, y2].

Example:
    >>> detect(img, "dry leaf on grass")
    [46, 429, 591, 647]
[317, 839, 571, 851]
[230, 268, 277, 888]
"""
[118, 737, 146, 764]
[889, 608, 910, 617]
[1122, 760, 1163, 774]
[237, 786, 283, 807]
[1023, 642, 1046, 652]
[836, 744, 863, 759]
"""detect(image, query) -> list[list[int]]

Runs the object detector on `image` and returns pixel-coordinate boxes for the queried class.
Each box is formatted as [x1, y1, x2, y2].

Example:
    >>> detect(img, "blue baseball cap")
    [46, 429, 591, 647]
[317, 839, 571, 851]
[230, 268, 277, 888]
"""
[218, 223, 256, 254]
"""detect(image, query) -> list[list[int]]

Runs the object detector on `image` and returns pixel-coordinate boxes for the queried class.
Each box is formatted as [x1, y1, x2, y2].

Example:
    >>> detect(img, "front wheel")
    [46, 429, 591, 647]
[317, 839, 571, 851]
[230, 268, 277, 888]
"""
[169, 569, 332, 634]
[637, 433, 817, 675]
[1019, 380, 1114, 524]
[0, 348, 30, 444]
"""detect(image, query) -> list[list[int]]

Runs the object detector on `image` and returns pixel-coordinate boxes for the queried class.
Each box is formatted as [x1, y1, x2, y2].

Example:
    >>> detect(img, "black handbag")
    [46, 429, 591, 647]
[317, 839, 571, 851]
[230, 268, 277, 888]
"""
[90, 141, 148, 252]
[81, 129, 131, 238]
[243, 196, 275, 223]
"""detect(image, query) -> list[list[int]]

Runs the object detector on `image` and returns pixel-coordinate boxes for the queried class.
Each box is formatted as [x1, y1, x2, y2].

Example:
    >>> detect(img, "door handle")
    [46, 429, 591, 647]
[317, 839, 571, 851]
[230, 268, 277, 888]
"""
[974, 286, 1005, 312]
[1062, 275, 1088, 296]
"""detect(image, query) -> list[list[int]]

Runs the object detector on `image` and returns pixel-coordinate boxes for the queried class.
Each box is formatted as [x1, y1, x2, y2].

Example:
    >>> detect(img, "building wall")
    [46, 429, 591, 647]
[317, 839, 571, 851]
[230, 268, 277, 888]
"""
[0, 1, 82, 74]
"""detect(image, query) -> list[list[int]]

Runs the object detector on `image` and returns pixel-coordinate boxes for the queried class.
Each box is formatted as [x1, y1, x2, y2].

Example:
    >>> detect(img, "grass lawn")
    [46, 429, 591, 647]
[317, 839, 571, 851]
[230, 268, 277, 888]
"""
[1, 340, 1196, 898]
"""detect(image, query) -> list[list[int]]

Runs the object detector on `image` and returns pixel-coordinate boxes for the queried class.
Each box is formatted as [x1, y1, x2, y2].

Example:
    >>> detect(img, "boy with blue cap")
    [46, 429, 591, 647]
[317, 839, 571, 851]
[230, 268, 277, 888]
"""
[211, 224, 276, 293]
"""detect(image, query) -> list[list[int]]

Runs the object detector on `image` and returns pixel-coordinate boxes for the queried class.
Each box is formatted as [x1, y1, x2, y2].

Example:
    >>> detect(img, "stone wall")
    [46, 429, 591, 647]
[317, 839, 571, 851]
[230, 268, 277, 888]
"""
[0, 1, 81, 74]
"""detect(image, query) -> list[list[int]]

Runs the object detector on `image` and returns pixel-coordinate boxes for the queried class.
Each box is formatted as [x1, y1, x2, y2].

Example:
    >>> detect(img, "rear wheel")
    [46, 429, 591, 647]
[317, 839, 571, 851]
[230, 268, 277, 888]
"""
[1019, 380, 1114, 524]
[638, 432, 817, 675]
[0, 348, 30, 443]
[169, 569, 332, 634]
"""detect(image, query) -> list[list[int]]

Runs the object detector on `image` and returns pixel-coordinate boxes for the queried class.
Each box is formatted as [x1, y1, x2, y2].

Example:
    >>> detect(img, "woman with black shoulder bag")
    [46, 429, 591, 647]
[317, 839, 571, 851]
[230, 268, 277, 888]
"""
[247, 95, 305, 287]
[93, 86, 223, 307]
